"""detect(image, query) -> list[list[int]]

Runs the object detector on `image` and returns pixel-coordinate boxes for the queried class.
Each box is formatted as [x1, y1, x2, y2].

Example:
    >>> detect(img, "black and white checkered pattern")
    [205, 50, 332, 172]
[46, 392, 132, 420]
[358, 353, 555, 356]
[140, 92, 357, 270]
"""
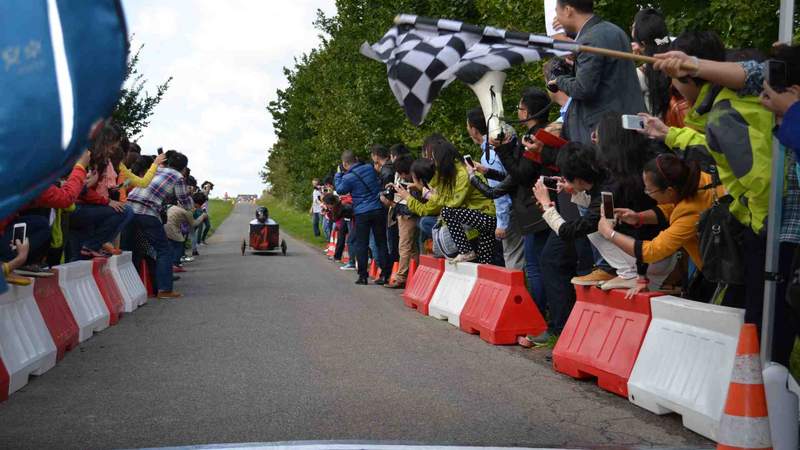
[360, 14, 574, 126]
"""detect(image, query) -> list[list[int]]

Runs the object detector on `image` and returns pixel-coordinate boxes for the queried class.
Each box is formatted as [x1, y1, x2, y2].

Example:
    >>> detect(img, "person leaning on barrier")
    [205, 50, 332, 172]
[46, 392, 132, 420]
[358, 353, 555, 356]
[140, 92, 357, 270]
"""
[645, 33, 799, 366]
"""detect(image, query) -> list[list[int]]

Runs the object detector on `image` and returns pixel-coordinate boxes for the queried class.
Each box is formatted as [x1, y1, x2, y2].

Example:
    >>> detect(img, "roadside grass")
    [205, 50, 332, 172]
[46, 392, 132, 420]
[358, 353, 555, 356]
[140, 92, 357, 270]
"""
[258, 194, 329, 249]
[207, 198, 235, 238]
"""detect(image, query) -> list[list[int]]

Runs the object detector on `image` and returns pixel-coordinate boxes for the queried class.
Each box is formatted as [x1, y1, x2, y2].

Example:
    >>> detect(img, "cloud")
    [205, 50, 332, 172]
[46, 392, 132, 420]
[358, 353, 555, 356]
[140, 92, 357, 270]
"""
[122, 0, 336, 196]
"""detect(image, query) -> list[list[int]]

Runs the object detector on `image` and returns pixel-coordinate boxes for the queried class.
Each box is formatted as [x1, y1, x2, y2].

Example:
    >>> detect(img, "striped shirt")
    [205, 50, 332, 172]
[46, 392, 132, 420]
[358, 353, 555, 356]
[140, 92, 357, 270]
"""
[127, 167, 192, 218]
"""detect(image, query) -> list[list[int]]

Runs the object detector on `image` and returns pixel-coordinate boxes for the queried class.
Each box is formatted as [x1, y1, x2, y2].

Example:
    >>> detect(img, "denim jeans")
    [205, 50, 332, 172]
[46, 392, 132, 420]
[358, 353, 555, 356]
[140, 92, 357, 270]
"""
[170, 239, 185, 266]
[70, 204, 126, 252]
[133, 214, 174, 292]
[523, 228, 551, 308]
[417, 215, 437, 248]
[323, 216, 333, 240]
[540, 232, 577, 334]
[369, 229, 382, 268]
[312, 212, 321, 237]
[355, 209, 390, 279]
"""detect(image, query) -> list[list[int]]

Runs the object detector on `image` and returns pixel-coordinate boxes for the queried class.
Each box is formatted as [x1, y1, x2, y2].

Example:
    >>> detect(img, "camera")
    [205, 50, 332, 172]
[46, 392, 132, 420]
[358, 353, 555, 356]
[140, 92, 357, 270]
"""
[546, 58, 573, 93]
[382, 186, 396, 197]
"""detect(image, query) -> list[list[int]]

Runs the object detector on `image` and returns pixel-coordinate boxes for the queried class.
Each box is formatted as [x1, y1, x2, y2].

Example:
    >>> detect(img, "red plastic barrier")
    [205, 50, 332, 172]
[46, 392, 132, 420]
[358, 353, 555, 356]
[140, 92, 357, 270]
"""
[401, 255, 444, 315]
[92, 258, 124, 325]
[460, 265, 547, 345]
[33, 270, 79, 361]
[552, 286, 660, 397]
[0, 359, 8, 402]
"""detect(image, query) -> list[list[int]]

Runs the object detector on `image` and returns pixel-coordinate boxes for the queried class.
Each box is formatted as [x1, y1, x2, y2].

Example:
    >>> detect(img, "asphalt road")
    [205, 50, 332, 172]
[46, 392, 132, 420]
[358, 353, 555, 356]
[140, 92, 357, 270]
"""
[0, 203, 712, 449]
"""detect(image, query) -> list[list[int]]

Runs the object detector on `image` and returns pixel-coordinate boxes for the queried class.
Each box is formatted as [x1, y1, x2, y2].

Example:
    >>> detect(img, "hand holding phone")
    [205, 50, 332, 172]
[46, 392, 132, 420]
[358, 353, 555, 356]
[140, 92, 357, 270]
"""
[621, 115, 645, 131]
[11, 223, 26, 250]
[463, 155, 475, 168]
[601, 192, 615, 220]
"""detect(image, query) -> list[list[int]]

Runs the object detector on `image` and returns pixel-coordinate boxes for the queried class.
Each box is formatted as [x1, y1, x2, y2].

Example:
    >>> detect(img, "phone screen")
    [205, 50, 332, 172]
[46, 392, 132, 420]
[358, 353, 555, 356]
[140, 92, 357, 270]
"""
[12, 223, 25, 244]
[767, 59, 788, 91]
[463, 155, 475, 168]
[601, 192, 614, 220]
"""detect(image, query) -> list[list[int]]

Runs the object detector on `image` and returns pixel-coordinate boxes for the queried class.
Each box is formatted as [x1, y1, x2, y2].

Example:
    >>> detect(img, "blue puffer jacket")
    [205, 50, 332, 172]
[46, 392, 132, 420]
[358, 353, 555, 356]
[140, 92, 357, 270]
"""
[334, 162, 384, 215]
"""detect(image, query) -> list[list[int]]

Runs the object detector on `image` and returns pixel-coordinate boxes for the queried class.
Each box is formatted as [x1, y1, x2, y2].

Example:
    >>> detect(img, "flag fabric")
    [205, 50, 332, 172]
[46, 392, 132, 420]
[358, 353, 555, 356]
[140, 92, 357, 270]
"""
[360, 14, 574, 126]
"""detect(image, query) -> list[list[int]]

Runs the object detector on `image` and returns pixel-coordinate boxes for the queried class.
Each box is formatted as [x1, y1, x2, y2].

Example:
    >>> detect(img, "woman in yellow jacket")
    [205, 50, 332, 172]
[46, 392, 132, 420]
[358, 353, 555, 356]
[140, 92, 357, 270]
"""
[117, 151, 165, 202]
[396, 139, 495, 263]
[597, 153, 717, 297]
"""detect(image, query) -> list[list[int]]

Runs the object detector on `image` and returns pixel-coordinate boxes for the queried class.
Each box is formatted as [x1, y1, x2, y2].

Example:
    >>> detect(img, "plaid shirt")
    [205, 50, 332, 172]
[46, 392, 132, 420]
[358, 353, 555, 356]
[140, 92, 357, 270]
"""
[127, 167, 192, 218]
[781, 149, 800, 244]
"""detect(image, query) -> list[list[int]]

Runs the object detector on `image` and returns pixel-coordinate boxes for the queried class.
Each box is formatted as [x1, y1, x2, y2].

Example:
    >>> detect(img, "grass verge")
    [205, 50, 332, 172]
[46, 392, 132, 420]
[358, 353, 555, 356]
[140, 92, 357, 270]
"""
[207, 198, 235, 238]
[258, 194, 329, 248]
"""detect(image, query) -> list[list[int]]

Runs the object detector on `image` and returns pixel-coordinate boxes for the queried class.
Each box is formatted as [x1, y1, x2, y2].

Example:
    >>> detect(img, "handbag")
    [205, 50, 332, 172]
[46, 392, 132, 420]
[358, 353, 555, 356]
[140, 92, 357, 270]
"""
[697, 168, 745, 285]
[432, 222, 459, 259]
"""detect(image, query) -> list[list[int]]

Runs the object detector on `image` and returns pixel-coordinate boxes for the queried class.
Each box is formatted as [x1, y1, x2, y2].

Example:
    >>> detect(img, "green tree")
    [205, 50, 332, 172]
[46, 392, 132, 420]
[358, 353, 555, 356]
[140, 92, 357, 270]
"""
[112, 41, 173, 140]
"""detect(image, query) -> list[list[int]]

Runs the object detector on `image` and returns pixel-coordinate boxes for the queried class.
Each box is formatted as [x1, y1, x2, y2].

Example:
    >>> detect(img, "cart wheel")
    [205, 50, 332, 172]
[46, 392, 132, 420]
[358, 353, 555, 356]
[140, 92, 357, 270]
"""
[281, 239, 287, 256]
[241, 239, 246, 256]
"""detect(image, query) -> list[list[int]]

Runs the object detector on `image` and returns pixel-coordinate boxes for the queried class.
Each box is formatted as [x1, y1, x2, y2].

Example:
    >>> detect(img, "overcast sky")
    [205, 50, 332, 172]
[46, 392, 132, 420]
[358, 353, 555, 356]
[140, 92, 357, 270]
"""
[122, 0, 337, 197]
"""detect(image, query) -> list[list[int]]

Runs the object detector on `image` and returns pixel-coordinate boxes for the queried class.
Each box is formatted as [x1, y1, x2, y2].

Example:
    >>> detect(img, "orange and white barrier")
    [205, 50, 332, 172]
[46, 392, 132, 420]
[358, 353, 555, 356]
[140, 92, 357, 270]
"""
[428, 261, 479, 327]
[0, 284, 57, 398]
[627, 296, 745, 440]
[107, 252, 147, 313]
[58, 260, 109, 342]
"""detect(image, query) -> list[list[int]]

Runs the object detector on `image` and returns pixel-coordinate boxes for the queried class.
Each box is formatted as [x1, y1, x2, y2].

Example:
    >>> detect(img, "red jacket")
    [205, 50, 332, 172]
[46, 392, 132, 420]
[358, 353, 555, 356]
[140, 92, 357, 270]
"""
[29, 165, 87, 209]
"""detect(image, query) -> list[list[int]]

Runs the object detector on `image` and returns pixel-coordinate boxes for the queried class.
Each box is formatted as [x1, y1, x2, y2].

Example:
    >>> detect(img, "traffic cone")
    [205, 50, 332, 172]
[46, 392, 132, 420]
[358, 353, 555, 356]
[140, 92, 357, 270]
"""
[717, 323, 772, 450]
[342, 244, 350, 264]
[389, 261, 399, 284]
[138, 260, 156, 298]
[326, 231, 336, 257]
[369, 259, 378, 279]
[406, 258, 418, 291]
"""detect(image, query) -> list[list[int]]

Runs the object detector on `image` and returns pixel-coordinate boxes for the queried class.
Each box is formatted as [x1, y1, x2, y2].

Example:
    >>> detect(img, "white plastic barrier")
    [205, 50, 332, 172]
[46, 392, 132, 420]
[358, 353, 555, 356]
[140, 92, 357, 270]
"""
[428, 262, 478, 327]
[627, 296, 744, 441]
[57, 261, 109, 342]
[0, 284, 57, 396]
[108, 252, 147, 313]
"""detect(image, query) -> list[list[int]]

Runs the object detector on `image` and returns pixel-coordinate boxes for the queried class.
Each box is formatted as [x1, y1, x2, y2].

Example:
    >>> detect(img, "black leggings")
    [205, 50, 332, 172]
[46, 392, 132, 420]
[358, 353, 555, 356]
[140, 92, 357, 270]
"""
[440, 207, 496, 264]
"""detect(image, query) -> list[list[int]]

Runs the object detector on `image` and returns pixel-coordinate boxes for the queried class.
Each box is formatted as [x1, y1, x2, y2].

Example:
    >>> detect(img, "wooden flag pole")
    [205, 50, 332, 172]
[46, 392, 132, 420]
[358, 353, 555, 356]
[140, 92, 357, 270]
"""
[575, 44, 699, 72]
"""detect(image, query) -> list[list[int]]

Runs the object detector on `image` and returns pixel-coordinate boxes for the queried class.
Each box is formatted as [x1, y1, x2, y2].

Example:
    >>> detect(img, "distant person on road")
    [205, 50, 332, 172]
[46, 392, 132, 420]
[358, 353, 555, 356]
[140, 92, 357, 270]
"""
[335, 150, 391, 286]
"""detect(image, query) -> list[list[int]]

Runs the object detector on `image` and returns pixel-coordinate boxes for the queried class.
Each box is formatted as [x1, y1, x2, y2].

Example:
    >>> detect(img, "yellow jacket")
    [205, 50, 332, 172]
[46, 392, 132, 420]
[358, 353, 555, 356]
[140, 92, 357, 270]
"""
[117, 162, 158, 202]
[406, 163, 495, 217]
[635, 172, 720, 270]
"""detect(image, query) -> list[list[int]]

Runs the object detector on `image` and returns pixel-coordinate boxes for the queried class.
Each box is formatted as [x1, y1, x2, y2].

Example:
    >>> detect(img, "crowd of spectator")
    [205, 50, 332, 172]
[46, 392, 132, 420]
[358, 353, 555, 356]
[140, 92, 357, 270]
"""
[310, 0, 800, 367]
[1, 119, 217, 299]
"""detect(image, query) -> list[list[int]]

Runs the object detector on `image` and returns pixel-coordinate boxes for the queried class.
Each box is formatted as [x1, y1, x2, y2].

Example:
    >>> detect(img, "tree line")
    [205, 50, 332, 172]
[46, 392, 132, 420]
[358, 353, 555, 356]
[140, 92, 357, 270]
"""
[264, 0, 788, 209]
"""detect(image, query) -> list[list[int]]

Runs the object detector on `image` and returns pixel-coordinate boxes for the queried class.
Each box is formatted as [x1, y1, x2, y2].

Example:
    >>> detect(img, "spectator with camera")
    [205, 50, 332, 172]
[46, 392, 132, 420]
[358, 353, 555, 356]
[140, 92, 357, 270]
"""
[410, 157, 438, 246]
[378, 154, 418, 289]
[396, 138, 496, 264]
[197, 181, 214, 245]
[466, 107, 519, 269]
[127, 150, 194, 299]
[335, 149, 391, 285]
[323, 192, 354, 264]
[551, 0, 646, 144]
[644, 32, 797, 365]
[373, 145, 399, 271]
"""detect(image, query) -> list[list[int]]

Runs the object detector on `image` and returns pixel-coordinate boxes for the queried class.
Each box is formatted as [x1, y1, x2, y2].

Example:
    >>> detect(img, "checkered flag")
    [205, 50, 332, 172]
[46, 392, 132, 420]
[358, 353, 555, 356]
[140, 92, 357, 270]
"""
[361, 14, 574, 126]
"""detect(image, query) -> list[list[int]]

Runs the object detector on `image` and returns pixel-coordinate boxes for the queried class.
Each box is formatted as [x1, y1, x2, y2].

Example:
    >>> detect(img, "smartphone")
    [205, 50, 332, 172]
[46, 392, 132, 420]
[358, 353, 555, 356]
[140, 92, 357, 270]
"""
[157, 147, 164, 155]
[12, 223, 26, 249]
[534, 129, 568, 148]
[463, 155, 475, 168]
[765, 59, 788, 92]
[601, 192, 615, 220]
[621, 115, 645, 131]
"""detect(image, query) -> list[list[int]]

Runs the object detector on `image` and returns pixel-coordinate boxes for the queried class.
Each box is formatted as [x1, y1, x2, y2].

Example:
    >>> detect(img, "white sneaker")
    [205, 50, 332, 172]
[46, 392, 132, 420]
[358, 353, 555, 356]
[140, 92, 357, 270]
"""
[599, 276, 638, 291]
[449, 252, 477, 264]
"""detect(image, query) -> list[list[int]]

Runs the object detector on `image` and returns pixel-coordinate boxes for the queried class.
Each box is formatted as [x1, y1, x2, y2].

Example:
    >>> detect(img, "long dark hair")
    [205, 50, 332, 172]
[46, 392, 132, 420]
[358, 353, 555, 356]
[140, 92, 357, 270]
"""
[644, 153, 701, 202]
[595, 113, 653, 179]
[89, 120, 126, 171]
[430, 139, 461, 191]
[632, 9, 672, 119]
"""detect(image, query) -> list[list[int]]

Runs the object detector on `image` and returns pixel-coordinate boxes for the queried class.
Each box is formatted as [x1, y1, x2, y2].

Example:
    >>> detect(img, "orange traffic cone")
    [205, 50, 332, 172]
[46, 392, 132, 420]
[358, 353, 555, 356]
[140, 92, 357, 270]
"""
[138, 260, 156, 298]
[406, 258, 418, 290]
[326, 231, 337, 257]
[369, 259, 378, 279]
[717, 323, 772, 450]
[342, 244, 350, 264]
[389, 261, 400, 284]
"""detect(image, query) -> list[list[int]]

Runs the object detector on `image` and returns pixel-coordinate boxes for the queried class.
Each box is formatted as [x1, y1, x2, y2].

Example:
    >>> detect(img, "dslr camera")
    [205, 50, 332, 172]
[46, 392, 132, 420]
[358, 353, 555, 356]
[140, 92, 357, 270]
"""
[382, 185, 396, 197]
